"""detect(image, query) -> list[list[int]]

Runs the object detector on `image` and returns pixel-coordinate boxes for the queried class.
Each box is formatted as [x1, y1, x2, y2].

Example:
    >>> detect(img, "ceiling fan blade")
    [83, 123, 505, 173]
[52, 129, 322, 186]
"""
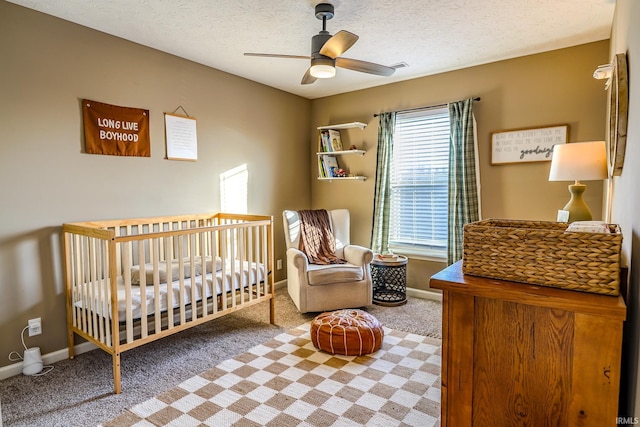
[244, 53, 311, 60]
[319, 30, 359, 59]
[301, 68, 317, 85]
[336, 57, 396, 76]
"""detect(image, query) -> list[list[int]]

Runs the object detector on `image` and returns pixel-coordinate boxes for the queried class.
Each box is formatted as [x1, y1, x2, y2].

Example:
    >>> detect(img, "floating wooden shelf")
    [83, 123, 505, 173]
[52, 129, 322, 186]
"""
[317, 149, 365, 156]
[317, 176, 367, 182]
[317, 122, 367, 130]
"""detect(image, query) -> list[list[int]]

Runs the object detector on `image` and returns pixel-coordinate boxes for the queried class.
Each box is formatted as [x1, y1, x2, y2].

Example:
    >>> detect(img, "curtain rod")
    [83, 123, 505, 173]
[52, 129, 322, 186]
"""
[373, 97, 481, 117]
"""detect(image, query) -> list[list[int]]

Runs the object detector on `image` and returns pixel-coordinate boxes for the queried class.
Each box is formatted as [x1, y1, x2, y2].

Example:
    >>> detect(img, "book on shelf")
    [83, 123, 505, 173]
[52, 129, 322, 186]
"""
[317, 155, 327, 178]
[319, 130, 332, 152]
[322, 155, 339, 177]
[328, 129, 343, 152]
[319, 129, 344, 152]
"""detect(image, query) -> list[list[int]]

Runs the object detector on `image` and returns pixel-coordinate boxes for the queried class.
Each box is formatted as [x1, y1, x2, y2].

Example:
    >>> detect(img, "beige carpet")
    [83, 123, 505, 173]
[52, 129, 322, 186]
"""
[102, 323, 442, 427]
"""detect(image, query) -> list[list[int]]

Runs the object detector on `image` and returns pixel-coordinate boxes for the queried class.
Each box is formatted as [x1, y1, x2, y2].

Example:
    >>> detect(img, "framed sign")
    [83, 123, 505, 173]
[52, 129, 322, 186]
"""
[164, 113, 198, 161]
[491, 124, 568, 165]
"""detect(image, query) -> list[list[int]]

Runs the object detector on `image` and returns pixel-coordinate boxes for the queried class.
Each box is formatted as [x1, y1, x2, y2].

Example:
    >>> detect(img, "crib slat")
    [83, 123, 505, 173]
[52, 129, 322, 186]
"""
[236, 226, 243, 306]
[257, 225, 263, 298]
[123, 242, 133, 344]
[89, 236, 98, 338]
[153, 237, 162, 334]
[90, 237, 100, 341]
[95, 239, 104, 343]
[230, 228, 236, 308]
[247, 226, 254, 301]
[199, 231, 208, 318]
[95, 238, 103, 340]
[138, 241, 148, 339]
[86, 238, 94, 338]
[177, 235, 186, 325]
[221, 230, 228, 311]
[189, 233, 197, 322]
[76, 235, 84, 333]
[210, 228, 218, 314]
[102, 239, 109, 345]
[252, 227, 257, 294]
[165, 236, 174, 329]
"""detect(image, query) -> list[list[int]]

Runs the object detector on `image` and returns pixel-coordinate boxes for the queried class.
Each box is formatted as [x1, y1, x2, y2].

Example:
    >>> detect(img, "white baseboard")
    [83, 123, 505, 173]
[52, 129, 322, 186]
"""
[406, 287, 443, 302]
[0, 341, 98, 381]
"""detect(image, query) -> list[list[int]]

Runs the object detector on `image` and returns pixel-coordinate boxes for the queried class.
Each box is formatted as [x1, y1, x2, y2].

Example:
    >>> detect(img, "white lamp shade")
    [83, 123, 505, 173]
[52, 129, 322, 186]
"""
[548, 141, 608, 182]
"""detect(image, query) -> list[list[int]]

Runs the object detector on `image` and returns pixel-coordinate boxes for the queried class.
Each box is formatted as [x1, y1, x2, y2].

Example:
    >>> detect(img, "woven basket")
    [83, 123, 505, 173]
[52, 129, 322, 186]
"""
[462, 219, 622, 295]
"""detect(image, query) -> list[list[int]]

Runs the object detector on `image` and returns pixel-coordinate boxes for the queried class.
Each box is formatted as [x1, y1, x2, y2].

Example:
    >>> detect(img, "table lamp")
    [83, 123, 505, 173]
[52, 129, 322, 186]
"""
[548, 141, 607, 222]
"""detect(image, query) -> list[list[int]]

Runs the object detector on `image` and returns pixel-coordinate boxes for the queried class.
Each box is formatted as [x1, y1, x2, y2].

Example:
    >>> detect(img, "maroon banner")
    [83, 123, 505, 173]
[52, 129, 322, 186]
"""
[83, 99, 150, 157]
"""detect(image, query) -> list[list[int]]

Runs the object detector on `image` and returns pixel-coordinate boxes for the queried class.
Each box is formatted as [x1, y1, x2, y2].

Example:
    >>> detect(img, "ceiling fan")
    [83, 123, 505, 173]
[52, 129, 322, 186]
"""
[244, 2, 396, 85]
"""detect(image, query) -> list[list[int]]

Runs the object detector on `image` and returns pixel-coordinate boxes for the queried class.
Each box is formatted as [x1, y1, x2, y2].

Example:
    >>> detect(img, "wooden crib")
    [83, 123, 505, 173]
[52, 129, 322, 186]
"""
[62, 213, 274, 394]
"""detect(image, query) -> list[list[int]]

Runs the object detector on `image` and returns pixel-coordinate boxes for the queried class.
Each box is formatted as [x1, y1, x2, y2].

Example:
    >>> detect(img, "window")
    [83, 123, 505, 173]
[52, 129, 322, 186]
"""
[389, 107, 450, 258]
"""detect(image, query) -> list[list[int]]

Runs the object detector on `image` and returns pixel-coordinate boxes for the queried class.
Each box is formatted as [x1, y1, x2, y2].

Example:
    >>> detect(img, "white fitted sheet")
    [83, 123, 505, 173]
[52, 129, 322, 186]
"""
[75, 260, 266, 320]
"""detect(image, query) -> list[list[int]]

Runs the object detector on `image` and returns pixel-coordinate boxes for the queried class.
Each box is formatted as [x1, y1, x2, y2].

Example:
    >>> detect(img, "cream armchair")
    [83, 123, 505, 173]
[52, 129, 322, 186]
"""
[282, 209, 373, 313]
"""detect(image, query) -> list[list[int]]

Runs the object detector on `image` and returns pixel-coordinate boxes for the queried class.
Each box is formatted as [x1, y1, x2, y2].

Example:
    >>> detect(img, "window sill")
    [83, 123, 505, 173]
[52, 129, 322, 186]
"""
[389, 247, 447, 263]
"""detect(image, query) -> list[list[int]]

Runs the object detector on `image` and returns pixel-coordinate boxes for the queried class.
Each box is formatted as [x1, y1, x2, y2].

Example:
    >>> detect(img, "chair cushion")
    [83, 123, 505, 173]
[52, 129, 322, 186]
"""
[307, 263, 364, 285]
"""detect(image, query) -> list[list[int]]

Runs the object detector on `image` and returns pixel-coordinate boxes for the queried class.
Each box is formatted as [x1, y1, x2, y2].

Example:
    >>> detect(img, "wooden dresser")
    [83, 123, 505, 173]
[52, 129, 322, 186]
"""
[430, 261, 626, 427]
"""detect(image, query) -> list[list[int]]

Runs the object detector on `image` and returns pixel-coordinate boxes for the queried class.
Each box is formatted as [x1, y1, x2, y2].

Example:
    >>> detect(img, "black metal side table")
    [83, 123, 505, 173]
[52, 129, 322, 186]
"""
[371, 255, 408, 306]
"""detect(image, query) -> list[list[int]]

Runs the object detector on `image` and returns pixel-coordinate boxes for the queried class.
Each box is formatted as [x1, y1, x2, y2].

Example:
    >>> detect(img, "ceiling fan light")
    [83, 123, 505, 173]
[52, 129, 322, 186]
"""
[310, 58, 336, 78]
[310, 64, 335, 78]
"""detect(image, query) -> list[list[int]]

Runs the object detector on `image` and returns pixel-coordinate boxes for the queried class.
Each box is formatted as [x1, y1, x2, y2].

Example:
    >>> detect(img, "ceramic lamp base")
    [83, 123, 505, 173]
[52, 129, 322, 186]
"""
[563, 183, 593, 222]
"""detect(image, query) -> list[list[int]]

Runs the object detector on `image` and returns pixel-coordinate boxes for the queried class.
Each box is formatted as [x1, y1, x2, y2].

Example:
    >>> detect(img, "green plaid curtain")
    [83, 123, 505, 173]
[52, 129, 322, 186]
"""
[370, 112, 396, 254]
[447, 98, 480, 265]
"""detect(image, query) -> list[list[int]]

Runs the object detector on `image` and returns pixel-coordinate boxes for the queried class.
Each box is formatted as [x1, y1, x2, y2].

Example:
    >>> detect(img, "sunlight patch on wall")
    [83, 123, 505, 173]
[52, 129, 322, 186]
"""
[220, 164, 248, 214]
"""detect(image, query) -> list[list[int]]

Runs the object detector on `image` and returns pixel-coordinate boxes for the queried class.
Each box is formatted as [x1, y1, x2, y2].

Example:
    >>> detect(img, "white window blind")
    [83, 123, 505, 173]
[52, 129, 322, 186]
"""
[389, 107, 450, 256]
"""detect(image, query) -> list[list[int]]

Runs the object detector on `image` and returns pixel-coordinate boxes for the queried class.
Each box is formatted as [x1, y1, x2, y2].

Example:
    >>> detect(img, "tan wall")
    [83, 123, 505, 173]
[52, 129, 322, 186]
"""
[310, 41, 609, 293]
[609, 0, 640, 417]
[0, 3, 311, 368]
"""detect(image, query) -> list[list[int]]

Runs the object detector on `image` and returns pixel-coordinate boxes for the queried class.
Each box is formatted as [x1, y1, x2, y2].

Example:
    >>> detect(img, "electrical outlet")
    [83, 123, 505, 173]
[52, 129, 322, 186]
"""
[277, 259, 283, 270]
[28, 317, 42, 337]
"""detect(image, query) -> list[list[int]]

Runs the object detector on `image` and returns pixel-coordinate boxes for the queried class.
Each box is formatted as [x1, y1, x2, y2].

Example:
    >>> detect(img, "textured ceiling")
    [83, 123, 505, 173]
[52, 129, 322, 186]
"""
[8, 0, 615, 99]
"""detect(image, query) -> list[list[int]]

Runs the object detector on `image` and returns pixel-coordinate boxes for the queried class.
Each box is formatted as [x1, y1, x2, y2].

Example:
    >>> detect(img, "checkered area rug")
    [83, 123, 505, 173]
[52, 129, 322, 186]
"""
[102, 323, 441, 427]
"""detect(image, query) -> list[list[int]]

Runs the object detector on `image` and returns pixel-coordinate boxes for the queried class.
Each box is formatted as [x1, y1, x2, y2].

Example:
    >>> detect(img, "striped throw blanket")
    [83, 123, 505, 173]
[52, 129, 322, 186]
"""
[298, 209, 346, 265]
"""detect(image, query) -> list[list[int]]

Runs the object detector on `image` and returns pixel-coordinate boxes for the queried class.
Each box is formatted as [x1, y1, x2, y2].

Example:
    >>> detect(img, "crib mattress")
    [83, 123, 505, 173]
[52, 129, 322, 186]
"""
[74, 260, 266, 320]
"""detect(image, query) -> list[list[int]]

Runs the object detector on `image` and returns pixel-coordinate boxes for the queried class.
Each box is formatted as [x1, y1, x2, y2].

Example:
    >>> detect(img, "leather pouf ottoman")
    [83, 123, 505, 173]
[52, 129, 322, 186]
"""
[310, 309, 384, 356]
